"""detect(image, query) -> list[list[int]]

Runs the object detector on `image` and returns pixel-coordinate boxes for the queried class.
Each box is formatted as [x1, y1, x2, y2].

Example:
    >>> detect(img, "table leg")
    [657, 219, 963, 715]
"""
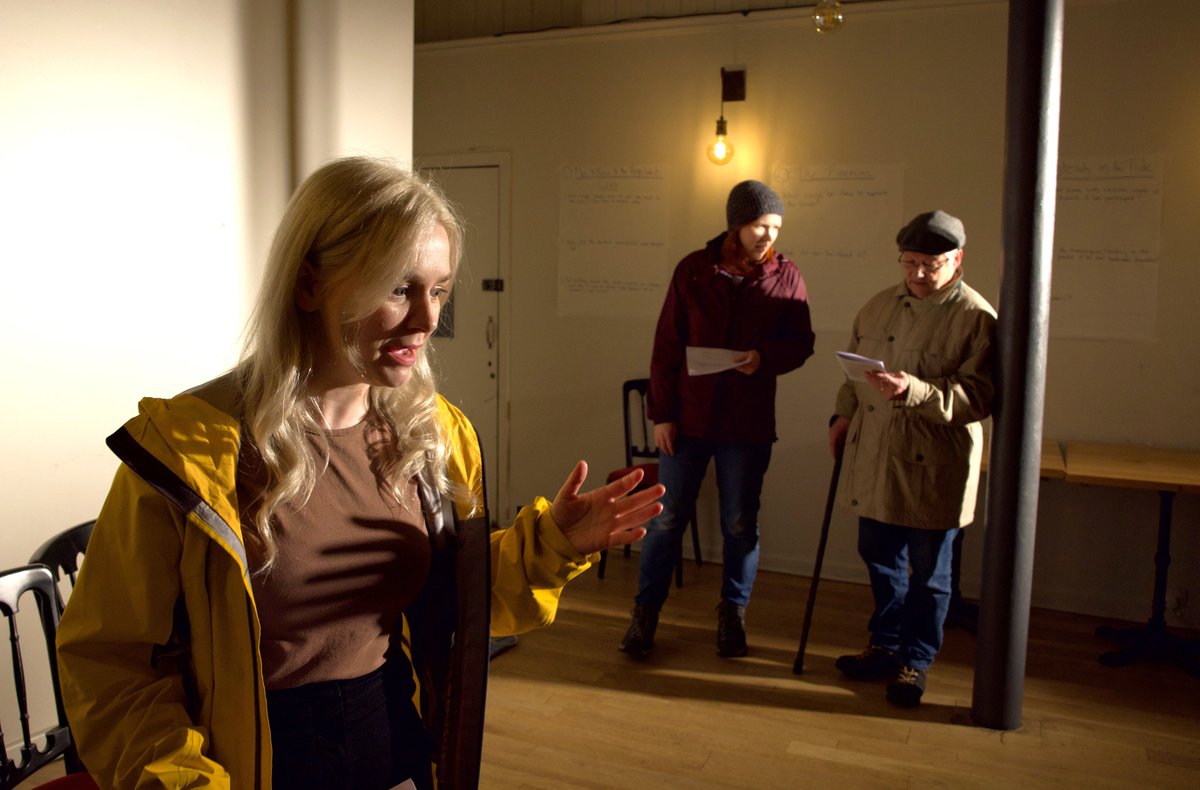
[946, 529, 979, 633]
[1095, 491, 1200, 676]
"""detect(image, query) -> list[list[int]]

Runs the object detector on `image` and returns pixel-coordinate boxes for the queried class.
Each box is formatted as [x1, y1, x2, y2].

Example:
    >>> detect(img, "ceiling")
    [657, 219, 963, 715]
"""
[415, 0, 894, 45]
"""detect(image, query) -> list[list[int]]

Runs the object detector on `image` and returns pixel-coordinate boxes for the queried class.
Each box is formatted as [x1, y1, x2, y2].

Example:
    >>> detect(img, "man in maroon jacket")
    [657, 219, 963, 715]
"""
[620, 180, 815, 659]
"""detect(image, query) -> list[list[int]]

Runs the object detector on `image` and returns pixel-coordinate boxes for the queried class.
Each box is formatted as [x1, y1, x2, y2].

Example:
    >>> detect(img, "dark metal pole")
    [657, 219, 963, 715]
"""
[972, 0, 1063, 730]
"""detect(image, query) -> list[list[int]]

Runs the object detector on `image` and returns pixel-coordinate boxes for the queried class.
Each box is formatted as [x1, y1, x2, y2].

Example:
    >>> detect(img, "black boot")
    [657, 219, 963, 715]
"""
[944, 595, 979, 634]
[835, 645, 900, 681]
[619, 604, 659, 658]
[716, 600, 748, 657]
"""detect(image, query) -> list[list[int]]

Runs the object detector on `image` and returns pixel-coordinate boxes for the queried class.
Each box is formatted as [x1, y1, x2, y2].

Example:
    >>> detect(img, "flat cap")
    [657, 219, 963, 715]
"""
[896, 210, 965, 254]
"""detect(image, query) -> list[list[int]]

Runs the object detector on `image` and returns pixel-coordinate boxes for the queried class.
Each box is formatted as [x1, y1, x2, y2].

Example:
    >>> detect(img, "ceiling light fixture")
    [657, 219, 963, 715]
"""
[813, 0, 845, 33]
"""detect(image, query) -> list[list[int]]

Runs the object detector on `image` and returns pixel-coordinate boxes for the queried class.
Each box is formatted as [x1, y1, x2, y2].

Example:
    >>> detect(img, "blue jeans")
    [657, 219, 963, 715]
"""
[635, 435, 772, 609]
[858, 517, 959, 671]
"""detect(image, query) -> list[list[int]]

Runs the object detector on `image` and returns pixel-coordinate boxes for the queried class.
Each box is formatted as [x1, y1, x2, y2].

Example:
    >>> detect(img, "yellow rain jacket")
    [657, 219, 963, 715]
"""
[57, 374, 593, 789]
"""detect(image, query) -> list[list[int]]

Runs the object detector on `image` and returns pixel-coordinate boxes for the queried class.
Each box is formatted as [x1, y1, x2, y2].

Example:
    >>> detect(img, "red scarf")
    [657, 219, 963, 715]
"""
[719, 230, 772, 276]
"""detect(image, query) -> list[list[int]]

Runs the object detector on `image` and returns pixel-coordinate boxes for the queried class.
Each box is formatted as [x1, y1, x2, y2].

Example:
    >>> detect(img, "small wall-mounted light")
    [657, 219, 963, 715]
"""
[706, 67, 745, 166]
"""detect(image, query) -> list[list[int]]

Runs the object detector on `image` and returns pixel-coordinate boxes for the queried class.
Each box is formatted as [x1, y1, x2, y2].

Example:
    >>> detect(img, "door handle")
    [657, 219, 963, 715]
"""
[486, 316, 495, 349]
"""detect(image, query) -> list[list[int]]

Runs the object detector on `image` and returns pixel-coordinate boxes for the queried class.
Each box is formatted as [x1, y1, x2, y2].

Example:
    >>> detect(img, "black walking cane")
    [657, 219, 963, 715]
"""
[792, 446, 843, 675]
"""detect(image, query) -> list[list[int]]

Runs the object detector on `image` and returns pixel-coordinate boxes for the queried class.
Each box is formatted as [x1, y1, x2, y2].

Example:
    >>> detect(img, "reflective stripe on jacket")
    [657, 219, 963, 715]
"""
[57, 374, 591, 788]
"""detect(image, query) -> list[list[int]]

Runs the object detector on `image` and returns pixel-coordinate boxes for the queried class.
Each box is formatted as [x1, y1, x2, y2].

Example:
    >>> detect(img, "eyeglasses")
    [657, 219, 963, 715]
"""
[899, 254, 951, 274]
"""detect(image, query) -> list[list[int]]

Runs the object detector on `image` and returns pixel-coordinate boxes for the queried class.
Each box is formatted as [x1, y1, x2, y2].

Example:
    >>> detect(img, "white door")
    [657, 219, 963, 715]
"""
[424, 164, 505, 525]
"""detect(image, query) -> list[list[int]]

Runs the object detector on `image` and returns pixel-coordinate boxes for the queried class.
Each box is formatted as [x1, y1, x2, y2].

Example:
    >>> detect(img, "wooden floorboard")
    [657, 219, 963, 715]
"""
[481, 556, 1200, 789]
[22, 556, 1197, 788]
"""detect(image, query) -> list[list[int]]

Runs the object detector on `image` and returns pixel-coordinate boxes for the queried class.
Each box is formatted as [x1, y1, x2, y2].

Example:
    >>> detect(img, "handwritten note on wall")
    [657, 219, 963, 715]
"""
[1051, 155, 1162, 340]
[771, 163, 905, 331]
[558, 165, 668, 317]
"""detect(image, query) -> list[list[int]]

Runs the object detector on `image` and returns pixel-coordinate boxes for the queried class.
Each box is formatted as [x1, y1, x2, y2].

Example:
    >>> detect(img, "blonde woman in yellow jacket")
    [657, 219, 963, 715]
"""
[57, 158, 663, 790]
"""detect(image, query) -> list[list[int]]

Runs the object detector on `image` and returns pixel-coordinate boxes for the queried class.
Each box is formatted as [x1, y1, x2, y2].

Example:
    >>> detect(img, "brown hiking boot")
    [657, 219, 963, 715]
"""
[886, 665, 927, 707]
[619, 604, 659, 658]
[716, 600, 748, 657]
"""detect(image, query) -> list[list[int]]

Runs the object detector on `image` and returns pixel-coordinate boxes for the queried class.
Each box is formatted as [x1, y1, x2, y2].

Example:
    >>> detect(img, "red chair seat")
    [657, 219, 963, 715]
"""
[35, 772, 100, 789]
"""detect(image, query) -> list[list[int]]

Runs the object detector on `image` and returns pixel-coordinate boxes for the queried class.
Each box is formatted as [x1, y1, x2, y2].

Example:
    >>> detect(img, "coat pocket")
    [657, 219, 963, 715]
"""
[885, 421, 970, 519]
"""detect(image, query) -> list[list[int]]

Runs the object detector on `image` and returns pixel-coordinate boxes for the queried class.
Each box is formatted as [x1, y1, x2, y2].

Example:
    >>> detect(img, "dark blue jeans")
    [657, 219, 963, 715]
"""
[635, 435, 772, 609]
[266, 665, 430, 789]
[858, 517, 960, 670]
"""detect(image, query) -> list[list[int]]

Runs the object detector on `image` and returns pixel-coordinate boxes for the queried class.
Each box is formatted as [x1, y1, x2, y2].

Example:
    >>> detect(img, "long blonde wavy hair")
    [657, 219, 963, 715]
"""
[237, 156, 463, 570]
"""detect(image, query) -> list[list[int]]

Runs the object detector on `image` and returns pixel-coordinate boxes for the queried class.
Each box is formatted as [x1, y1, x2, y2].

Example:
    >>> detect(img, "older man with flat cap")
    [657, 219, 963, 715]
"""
[828, 210, 996, 707]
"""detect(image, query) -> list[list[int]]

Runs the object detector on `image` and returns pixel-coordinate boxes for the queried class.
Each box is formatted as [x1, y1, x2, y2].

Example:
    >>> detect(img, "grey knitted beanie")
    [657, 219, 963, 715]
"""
[726, 180, 784, 229]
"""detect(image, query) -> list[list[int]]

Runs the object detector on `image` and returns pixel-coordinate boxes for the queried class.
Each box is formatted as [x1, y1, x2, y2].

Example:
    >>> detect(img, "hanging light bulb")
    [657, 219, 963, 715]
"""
[812, 0, 845, 33]
[705, 67, 743, 165]
[706, 115, 735, 165]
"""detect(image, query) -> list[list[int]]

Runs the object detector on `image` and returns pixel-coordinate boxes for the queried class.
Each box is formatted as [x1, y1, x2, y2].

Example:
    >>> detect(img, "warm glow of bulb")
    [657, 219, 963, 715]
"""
[707, 134, 735, 165]
[813, 0, 845, 33]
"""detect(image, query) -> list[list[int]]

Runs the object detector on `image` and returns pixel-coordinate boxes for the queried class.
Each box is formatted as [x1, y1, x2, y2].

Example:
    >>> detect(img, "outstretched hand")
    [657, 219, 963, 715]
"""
[550, 461, 665, 556]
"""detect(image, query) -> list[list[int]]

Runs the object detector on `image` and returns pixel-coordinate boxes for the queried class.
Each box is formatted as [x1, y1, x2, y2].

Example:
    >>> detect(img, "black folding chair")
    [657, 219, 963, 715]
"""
[29, 521, 95, 616]
[598, 379, 701, 587]
[0, 564, 83, 788]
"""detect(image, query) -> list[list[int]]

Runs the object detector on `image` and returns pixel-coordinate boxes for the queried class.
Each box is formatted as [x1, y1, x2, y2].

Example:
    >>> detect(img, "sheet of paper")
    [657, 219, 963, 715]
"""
[835, 351, 886, 382]
[687, 346, 743, 376]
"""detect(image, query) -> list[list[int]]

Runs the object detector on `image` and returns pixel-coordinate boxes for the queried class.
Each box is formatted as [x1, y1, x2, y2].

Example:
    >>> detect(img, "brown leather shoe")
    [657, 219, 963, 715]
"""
[886, 665, 927, 707]
[835, 645, 900, 681]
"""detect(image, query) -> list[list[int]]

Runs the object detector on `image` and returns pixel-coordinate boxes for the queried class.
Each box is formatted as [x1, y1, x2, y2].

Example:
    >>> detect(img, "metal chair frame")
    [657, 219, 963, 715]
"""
[598, 379, 702, 587]
[0, 565, 79, 789]
[28, 521, 95, 616]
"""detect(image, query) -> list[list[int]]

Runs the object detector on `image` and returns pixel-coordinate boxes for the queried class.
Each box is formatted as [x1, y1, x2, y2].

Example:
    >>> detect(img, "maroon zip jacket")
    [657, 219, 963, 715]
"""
[647, 233, 815, 444]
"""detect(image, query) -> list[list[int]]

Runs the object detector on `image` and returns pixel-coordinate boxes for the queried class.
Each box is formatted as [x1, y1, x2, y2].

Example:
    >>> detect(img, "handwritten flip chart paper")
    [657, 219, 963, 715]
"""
[558, 165, 669, 317]
[771, 163, 906, 331]
[1051, 155, 1162, 340]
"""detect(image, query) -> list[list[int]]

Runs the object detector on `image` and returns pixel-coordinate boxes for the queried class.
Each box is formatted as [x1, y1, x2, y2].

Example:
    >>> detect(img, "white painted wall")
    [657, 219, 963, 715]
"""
[0, 0, 275, 749]
[0, 0, 270, 562]
[295, 0, 415, 173]
[0, 0, 414, 747]
[414, 0, 1200, 627]
[0, 0, 418, 585]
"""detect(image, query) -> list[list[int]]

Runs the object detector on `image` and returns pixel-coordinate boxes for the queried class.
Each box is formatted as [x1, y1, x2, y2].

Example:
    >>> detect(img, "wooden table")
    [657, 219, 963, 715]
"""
[981, 436, 1066, 479]
[1063, 441, 1200, 676]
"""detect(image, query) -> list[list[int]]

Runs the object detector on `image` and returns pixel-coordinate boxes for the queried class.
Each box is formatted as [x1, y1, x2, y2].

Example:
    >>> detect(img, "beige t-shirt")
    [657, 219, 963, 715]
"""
[239, 423, 431, 689]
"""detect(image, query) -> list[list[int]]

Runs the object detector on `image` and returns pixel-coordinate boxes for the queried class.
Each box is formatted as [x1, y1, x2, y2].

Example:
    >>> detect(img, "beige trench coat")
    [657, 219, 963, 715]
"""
[834, 276, 997, 530]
